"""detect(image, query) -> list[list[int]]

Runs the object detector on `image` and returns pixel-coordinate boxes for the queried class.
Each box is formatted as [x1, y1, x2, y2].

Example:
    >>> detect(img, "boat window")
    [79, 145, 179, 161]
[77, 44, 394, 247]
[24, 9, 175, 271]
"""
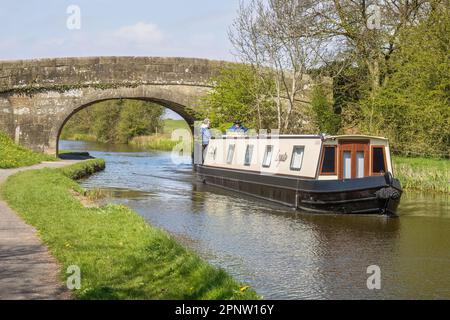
[372, 146, 386, 174]
[356, 151, 365, 178]
[343, 151, 352, 179]
[206, 146, 217, 161]
[320, 146, 336, 174]
[290, 146, 304, 171]
[226, 144, 235, 164]
[244, 144, 254, 166]
[262, 145, 273, 167]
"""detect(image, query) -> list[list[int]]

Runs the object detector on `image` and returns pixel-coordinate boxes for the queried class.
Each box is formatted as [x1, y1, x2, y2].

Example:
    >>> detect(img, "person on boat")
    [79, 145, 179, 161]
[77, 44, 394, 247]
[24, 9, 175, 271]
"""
[228, 120, 248, 134]
[201, 118, 211, 162]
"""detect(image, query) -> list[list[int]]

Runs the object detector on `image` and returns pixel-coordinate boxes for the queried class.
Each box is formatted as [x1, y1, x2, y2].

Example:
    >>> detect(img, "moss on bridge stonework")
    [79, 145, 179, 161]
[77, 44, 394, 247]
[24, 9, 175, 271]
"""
[0, 56, 233, 93]
[0, 57, 232, 155]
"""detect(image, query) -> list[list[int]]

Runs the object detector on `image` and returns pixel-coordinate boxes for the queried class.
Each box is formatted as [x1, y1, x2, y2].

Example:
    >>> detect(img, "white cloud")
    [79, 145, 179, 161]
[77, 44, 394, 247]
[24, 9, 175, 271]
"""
[0, 20, 233, 61]
[114, 22, 164, 45]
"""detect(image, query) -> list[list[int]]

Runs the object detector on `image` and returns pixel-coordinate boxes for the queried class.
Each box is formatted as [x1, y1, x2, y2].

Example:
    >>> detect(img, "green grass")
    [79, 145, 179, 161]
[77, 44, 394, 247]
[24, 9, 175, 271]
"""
[60, 133, 97, 142]
[130, 119, 192, 151]
[0, 131, 56, 168]
[162, 119, 191, 134]
[60, 119, 191, 152]
[129, 135, 181, 151]
[393, 155, 449, 194]
[129, 119, 192, 151]
[0, 159, 258, 300]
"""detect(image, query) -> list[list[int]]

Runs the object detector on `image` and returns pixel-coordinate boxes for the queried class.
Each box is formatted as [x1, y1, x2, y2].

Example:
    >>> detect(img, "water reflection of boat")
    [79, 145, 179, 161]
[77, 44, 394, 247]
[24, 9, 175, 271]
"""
[195, 134, 402, 216]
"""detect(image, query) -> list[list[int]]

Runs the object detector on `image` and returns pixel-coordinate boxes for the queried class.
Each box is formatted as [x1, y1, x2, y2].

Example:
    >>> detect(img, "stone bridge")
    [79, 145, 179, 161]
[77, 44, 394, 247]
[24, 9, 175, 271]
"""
[0, 56, 232, 155]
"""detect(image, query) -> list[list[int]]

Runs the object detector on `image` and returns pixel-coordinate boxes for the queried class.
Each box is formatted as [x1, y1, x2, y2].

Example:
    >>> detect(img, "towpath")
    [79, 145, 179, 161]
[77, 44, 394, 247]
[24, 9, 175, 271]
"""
[0, 160, 80, 299]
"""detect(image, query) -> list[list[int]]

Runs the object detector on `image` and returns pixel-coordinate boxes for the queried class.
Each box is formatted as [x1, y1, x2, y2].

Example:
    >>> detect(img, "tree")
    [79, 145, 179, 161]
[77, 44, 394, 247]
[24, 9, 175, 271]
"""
[229, 0, 328, 132]
[116, 100, 164, 143]
[61, 100, 164, 144]
[199, 64, 277, 131]
[311, 84, 341, 134]
[359, 6, 450, 156]
[311, 0, 437, 96]
[92, 101, 121, 143]
[204, 0, 449, 156]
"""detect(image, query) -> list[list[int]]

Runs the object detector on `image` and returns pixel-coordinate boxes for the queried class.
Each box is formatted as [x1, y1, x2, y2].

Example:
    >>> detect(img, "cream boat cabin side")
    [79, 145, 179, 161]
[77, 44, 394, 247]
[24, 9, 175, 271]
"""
[195, 134, 402, 215]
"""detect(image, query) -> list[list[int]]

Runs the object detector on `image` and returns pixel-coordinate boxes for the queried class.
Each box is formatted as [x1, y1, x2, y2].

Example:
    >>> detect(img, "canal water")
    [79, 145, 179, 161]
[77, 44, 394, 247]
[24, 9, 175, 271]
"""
[60, 140, 450, 299]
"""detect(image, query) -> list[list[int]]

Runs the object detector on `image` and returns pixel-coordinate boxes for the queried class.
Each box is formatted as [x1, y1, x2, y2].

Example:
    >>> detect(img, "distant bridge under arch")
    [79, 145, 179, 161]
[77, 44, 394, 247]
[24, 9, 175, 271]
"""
[0, 56, 234, 155]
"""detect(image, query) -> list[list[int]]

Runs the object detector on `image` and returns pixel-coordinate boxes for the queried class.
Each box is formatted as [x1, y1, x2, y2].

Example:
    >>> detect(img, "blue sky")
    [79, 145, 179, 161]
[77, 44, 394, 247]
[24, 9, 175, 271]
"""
[0, 0, 240, 61]
[1, 1, 242, 119]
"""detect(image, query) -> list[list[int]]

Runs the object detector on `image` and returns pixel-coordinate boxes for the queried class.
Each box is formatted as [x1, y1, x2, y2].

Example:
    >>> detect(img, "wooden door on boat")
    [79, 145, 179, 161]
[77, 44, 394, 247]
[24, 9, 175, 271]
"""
[338, 140, 370, 179]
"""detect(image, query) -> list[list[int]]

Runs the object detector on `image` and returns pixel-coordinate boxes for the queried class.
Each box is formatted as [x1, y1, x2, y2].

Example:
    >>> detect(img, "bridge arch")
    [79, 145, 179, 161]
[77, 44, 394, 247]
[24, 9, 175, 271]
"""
[53, 85, 206, 155]
[56, 97, 195, 156]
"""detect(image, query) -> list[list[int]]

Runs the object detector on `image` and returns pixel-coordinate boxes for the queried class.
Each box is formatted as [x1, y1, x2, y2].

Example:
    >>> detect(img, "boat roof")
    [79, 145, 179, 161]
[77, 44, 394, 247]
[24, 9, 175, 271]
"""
[212, 134, 388, 140]
[325, 134, 388, 141]
[212, 134, 322, 139]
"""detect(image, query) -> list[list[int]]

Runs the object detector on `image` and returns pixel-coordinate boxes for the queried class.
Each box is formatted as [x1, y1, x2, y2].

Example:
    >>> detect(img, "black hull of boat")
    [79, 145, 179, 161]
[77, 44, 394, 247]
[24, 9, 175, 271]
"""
[195, 165, 402, 216]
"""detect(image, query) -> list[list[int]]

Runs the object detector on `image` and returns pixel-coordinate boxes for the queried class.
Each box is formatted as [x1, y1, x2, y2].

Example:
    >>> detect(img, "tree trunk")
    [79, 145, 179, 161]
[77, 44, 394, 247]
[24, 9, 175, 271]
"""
[256, 98, 262, 130]
[367, 58, 381, 97]
[275, 78, 282, 130]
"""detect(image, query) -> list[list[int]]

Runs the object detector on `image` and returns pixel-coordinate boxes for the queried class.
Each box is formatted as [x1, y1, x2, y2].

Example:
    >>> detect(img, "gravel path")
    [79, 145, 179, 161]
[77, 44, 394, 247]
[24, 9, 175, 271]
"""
[0, 160, 81, 300]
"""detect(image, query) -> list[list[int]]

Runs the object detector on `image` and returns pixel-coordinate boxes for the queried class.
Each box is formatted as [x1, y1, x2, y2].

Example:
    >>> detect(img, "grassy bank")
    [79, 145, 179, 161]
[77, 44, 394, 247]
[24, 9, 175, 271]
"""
[61, 132, 180, 151]
[393, 155, 449, 194]
[128, 119, 192, 151]
[61, 119, 191, 152]
[60, 133, 97, 142]
[129, 134, 180, 151]
[0, 132, 55, 168]
[1, 159, 258, 299]
[162, 119, 191, 134]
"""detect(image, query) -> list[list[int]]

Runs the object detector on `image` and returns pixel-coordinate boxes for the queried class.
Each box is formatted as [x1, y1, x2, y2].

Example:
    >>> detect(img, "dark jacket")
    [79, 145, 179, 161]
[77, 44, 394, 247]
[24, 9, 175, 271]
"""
[228, 124, 248, 133]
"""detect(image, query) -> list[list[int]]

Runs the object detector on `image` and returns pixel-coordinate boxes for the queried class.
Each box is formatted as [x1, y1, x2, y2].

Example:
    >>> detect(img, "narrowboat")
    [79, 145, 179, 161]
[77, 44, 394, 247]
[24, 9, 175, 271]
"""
[194, 133, 402, 216]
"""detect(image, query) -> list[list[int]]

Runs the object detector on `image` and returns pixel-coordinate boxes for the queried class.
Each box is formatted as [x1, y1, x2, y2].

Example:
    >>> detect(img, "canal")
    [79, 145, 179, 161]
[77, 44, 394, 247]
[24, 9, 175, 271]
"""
[60, 140, 450, 299]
